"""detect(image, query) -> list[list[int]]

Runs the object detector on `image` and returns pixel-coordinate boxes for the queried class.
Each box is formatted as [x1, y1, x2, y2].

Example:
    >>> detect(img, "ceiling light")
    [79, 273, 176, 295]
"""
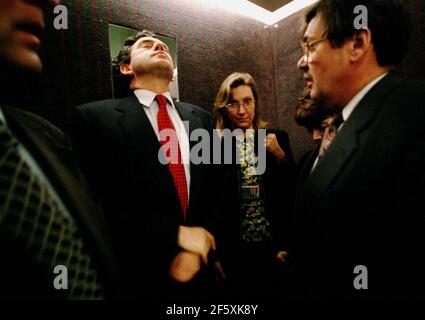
[195, 0, 318, 25]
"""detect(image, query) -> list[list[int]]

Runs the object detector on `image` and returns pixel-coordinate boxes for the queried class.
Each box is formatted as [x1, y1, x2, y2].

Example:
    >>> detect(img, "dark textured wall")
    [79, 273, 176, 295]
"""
[41, 0, 274, 133]
[270, 11, 308, 160]
[9, 0, 425, 161]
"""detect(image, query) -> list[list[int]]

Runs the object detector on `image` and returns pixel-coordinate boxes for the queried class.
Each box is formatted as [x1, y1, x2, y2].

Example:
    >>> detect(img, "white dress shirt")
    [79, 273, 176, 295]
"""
[133, 89, 191, 197]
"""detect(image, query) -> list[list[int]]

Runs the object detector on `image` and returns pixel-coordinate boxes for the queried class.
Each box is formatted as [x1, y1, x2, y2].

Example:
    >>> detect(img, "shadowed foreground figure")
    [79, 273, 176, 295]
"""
[0, 0, 119, 299]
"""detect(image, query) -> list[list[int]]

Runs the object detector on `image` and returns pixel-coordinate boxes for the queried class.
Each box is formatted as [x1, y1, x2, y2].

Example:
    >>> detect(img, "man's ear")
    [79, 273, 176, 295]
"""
[349, 28, 372, 63]
[120, 63, 133, 75]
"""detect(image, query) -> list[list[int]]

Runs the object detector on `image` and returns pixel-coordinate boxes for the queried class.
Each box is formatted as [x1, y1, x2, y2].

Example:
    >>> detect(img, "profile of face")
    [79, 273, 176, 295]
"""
[121, 36, 174, 81]
[297, 13, 349, 108]
[0, 0, 58, 72]
[225, 85, 256, 130]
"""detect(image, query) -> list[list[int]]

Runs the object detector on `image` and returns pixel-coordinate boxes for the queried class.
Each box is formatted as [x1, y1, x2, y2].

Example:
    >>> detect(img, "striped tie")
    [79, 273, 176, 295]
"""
[318, 112, 344, 159]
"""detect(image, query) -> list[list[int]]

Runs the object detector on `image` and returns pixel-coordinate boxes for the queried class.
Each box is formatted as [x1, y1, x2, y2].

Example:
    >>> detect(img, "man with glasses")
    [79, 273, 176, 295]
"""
[292, 0, 425, 299]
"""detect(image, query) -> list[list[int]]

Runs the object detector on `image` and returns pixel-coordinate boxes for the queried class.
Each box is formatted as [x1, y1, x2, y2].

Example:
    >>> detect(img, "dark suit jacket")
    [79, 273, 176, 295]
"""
[69, 94, 215, 298]
[211, 129, 297, 281]
[296, 140, 321, 177]
[0, 105, 119, 299]
[292, 72, 425, 299]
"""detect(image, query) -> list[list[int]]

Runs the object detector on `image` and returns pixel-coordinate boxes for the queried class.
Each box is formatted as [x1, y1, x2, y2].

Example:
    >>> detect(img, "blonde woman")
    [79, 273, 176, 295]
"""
[212, 72, 296, 297]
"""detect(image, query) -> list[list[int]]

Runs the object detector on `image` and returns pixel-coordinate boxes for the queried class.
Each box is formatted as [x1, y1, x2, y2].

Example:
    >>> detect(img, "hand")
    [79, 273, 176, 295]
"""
[276, 251, 289, 264]
[169, 251, 201, 283]
[178, 226, 216, 264]
[266, 134, 286, 162]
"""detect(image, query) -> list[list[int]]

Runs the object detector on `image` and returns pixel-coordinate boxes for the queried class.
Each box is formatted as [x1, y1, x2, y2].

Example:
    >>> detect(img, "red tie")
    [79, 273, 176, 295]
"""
[318, 113, 344, 158]
[155, 94, 188, 221]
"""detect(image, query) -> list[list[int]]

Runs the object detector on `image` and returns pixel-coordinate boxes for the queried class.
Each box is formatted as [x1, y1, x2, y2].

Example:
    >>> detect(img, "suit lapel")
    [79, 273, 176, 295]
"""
[297, 142, 320, 192]
[174, 102, 204, 216]
[174, 101, 202, 150]
[116, 98, 205, 220]
[116, 95, 175, 192]
[304, 72, 403, 196]
[116, 95, 160, 163]
[117, 97, 201, 163]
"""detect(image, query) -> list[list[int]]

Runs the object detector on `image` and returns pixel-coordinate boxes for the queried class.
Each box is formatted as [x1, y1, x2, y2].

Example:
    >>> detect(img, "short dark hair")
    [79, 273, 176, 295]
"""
[111, 29, 156, 98]
[294, 87, 336, 132]
[306, 0, 410, 66]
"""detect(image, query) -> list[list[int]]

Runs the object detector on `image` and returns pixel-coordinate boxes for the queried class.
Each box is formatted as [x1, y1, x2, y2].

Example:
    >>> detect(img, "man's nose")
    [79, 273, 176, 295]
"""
[153, 42, 166, 51]
[297, 55, 308, 71]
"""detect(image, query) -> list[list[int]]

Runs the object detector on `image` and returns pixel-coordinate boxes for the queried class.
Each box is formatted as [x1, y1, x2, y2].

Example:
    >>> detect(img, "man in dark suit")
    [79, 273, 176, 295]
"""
[0, 0, 119, 299]
[293, 0, 425, 298]
[70, 31, 217, 298]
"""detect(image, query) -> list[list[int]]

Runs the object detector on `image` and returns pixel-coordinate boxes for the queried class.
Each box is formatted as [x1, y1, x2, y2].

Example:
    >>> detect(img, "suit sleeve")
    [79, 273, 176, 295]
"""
[267, 130, 297, 252]
[68, 103, 185, 293]
[396, 84, 425, 286]
[68, 106, 103, 199]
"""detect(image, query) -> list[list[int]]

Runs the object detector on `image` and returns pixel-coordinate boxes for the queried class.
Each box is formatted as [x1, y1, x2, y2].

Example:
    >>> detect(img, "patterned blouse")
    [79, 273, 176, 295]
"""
[236, 133, 272, 243]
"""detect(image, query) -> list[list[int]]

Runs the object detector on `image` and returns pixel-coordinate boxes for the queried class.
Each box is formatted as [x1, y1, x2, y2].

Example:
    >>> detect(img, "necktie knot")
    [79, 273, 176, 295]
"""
[318, 112, 344, 158]
[155, 94, 168, 110]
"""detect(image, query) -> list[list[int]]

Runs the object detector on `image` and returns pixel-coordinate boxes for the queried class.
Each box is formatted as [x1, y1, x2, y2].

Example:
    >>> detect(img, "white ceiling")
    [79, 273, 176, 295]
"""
[198, 0, 318, 25]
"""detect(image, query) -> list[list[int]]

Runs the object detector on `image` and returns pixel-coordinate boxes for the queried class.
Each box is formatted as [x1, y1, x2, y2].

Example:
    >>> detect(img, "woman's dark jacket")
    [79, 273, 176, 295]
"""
[209, 128, 297, 274]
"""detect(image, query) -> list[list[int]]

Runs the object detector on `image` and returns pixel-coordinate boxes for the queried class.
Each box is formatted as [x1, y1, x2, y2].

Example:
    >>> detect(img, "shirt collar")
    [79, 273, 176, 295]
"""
[133, 89, 174, 108]
[342, 72, 389, 122]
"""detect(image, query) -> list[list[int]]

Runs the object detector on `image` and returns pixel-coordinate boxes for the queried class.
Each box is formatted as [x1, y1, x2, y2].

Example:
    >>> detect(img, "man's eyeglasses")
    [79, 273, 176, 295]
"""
[225, 99, 255, 111]
[300, 37, 327, 61]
